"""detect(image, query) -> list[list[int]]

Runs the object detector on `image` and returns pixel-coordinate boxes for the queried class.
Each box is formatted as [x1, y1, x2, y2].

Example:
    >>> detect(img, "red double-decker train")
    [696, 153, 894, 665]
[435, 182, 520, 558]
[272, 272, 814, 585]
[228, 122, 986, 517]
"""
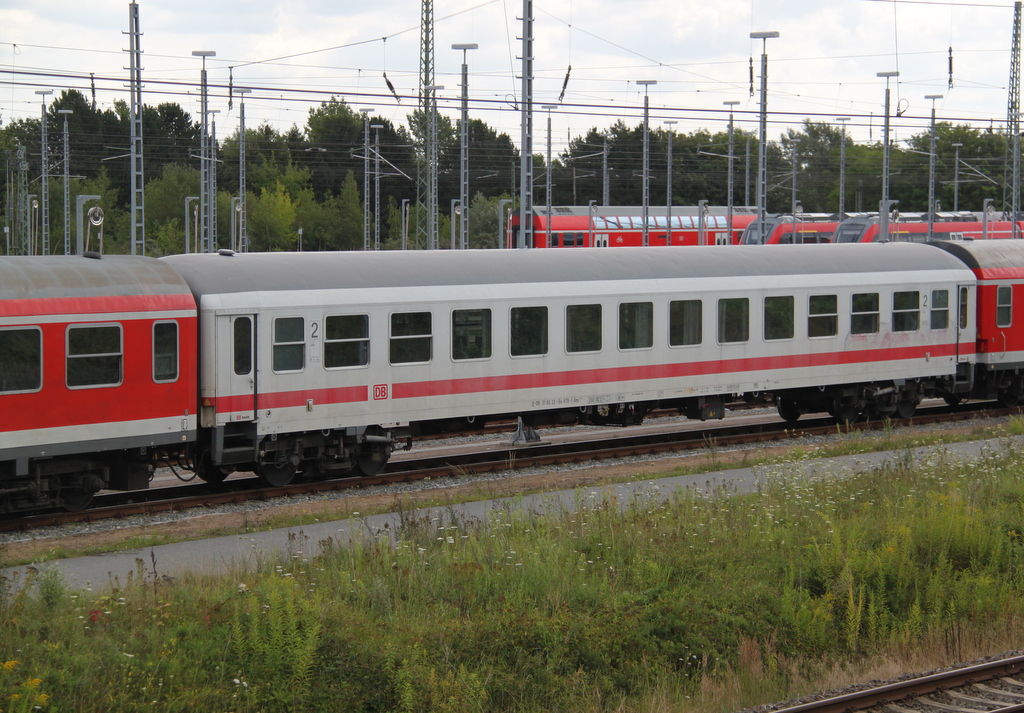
[507, 206, 758, 248]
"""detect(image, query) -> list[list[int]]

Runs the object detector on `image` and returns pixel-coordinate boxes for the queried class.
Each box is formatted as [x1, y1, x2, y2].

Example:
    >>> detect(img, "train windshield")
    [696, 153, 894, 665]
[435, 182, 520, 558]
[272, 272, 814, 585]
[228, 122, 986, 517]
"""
[740, 219, 778, 244]
[832, 222, 869, 243]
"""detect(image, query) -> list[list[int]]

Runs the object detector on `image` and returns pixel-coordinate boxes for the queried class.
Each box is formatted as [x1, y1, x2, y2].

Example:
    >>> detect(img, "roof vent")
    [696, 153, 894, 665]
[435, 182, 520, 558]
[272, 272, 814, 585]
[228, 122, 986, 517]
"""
[82, 251, 102, 260]
[218, 248, 236, 257]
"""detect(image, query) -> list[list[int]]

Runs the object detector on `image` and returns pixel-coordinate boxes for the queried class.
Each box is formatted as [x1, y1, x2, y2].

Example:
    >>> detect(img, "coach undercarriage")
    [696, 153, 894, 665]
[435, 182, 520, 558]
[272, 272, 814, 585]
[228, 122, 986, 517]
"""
[773, 377, 944, 424]
[193, 423, 407, 488]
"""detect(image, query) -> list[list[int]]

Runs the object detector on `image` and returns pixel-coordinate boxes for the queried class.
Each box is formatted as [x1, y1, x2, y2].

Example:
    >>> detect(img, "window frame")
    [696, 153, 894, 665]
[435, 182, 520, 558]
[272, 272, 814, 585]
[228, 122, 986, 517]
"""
[66, 323, 123, 389]
[668, 299, 702, 347]
[892, 291, 921, 333]
[324, 314, 370, 370]
[851, 293, 880, 335]
[763, 295, 795, 342]
[930, 289, 950, 331]
[717, 297, 749, 345]
[997, 285, 1013, 328]
[152, 320, 179, 383]
[390, 311, 433, 365]
[566, 303, 602, 354]
[808, 294, 839, 339]
[0, 326, 43, 394]
[618, 301, 654, 351]
[510, 306, 548, 358]
[272, 316, 306, 373]
[452, 308, 492, 361]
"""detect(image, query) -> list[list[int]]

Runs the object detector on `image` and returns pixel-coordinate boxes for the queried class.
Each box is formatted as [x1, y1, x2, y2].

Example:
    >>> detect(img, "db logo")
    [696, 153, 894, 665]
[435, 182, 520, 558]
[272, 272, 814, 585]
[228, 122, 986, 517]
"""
[373, 384, 389, 400]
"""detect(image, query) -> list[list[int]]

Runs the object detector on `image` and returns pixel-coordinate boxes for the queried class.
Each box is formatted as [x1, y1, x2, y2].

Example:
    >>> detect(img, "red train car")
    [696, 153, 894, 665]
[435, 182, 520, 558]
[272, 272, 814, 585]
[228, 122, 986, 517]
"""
[832, 212, 1024, 243]
[739, 214, 849, 245]
[930, 240, 1024, 406]
[0, 255, 198, 512]
[508, 206, 758, 248]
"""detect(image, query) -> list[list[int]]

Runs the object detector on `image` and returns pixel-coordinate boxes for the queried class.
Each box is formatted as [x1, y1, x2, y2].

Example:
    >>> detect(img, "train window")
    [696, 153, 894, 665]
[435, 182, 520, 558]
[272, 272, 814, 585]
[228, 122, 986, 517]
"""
[272, 317, 305, 372]
[324, 314, 369, 368]
[0, 327, 42, 393]
[764, 296, 794, 341]
[851, 294, 879, 334]
[67, 324, 122, 388]
[153, 322, 179, 382]
[233, 317, 252, 376]
[566, 304, 602, 353]
[452, 309, 492, 360]
[808, 295, 838, 338]
[510, 306, 548, 356]
[930, 290, 949, 330]
[619, 302, 653, 350]
[390, 312, 432, 364]
[959, 287, 969, 330]
[718, 298, 749, 344]
[997, 286, 1013, 327]
[892, 291, 920, 332]
[669, 300, 702, 346]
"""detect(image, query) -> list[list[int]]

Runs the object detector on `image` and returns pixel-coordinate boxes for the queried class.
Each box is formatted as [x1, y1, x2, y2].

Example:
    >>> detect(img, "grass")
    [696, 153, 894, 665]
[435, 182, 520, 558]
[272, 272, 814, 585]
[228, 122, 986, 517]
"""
[0, 416, 1013, 568]
[2, 422, 1024, 711]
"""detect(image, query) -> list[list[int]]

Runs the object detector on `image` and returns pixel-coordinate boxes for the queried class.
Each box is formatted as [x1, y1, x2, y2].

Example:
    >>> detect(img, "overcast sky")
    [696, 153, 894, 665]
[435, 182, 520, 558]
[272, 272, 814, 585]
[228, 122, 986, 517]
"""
[1, 0, 1019, 155]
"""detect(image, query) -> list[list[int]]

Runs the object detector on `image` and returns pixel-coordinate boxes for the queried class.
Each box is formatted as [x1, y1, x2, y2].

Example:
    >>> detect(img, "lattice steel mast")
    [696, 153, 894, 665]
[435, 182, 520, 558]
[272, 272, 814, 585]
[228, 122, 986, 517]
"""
[1006, 0, 1021, 223]
[126, 2, 145, 255]
[417, 0, 438, 248]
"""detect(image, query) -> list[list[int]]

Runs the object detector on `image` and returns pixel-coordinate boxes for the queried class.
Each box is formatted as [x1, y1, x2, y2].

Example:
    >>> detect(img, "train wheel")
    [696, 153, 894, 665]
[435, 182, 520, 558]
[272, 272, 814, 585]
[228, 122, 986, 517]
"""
[775, 397, 801, 423]
[258, 461, 296, 487]
[833, 400, 860, 425]
[60, 488, 94, 512]
[896, 399, 918, 419]
[356, 426, 392, 476]
[195, 449, 229, 485]
[943, 394, 962, 407]
[998, 391, 1021, 408]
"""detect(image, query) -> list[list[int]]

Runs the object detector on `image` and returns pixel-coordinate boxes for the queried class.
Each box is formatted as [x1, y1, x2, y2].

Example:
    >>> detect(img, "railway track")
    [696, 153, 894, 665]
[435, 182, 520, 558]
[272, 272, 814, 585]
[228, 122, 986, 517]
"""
[768, 652, 1024, 713]
[1, 402, 1010, 534]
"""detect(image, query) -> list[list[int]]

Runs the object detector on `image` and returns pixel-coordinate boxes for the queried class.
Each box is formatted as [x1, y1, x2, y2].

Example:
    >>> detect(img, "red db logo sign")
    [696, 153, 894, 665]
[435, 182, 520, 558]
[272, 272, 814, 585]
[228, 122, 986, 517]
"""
[373, 384, 389, 400]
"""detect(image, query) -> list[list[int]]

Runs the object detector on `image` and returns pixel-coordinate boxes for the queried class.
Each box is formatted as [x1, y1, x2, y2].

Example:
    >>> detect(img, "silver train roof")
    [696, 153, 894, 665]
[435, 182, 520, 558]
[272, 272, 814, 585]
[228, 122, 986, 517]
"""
[160, 244, 977, 298]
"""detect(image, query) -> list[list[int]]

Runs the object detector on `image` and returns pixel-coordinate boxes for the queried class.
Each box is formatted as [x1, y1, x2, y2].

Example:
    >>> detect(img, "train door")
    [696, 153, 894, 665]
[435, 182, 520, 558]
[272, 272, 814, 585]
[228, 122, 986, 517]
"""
[218, 314, 257, 425]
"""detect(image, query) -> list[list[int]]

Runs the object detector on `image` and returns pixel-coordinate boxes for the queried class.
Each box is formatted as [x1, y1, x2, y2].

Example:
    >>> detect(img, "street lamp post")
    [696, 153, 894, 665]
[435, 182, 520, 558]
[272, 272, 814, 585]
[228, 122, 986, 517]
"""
[664, 120, 676, 243]
[192, 50, 216, 253]
[952, 142, 963, 212]
[836, 117, 851, 217]
[453, 43, 478, 251]
[724, 101, 740, 240]
[58, 109, 72, 255]
[184, 196, 199, 253]
[751, 31, 780, 244]
[637, 80, 657, 246]
[877, 70, 900, 205]
[925, 94, 944, 239]
[34, 90, 52, 254]
[498, 198, 512, 249]
[542, 104, 558, 247]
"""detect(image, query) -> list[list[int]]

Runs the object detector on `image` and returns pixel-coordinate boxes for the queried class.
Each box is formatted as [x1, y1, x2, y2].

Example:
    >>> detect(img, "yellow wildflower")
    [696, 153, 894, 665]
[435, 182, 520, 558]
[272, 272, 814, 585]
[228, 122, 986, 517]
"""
[25, 679, 41, 690]
[2, 662, 16, 671]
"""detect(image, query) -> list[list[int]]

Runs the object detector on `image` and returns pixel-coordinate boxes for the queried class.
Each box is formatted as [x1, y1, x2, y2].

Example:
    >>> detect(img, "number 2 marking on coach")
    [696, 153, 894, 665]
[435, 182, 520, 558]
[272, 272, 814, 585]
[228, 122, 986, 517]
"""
[373, 384, 389, 400]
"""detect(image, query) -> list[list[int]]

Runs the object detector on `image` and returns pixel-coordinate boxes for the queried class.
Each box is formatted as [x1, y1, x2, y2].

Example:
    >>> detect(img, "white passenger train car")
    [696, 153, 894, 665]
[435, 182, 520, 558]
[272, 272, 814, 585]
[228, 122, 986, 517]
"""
[162, 243, 975, 485]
